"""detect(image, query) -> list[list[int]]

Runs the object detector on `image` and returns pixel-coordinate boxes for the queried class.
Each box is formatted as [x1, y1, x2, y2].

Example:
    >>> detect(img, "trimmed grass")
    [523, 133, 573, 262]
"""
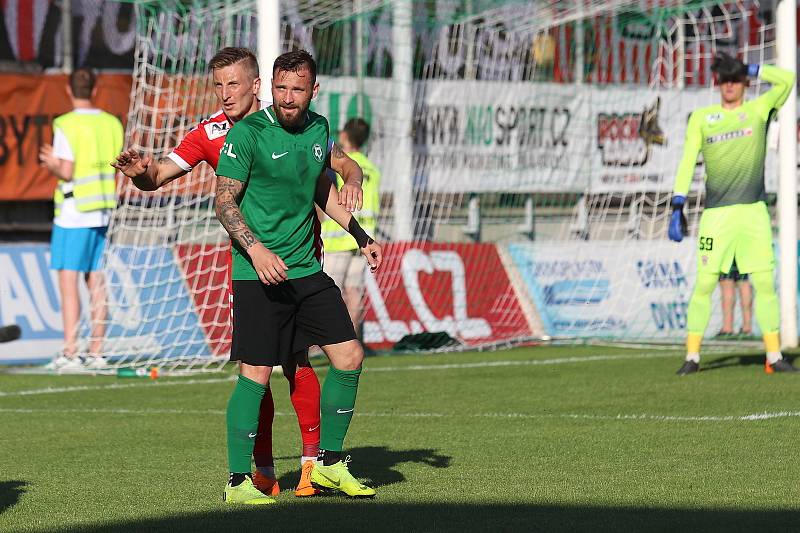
[1, 344, 799, 532]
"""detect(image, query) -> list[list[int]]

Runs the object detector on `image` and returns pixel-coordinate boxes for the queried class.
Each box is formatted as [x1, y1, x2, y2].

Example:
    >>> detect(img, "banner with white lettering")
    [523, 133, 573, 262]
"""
[507, 240, 729, 339]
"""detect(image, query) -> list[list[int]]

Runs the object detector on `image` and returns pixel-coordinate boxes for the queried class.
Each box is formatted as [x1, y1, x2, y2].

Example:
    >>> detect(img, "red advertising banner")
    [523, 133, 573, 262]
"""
[174, 244, 232, 357]
[363, 242, 532, 350]
[0, 73, 131, 200]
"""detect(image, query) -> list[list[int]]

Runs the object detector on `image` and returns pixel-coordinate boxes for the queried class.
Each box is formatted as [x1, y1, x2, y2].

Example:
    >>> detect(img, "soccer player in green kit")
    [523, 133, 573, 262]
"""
[670, 52, 797, 375]
[215, 50, 382, 504]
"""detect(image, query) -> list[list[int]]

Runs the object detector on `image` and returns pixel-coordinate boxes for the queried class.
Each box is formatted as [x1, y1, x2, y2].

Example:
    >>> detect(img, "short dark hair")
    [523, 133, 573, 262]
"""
[342, 118, 370, 148]
[711, 52, 747, 83]
[69, 68, 96, 99]
[209, 47, 259, 78]
[273, 50, 317, 83]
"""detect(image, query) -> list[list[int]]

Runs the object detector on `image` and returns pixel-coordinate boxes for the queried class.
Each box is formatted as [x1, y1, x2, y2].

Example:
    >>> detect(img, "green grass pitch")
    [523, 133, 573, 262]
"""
[1, 344, 799, 532]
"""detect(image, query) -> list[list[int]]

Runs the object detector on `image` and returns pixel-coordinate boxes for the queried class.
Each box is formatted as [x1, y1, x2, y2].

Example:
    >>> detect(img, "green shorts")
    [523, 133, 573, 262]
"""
[696, 201, 774, 275]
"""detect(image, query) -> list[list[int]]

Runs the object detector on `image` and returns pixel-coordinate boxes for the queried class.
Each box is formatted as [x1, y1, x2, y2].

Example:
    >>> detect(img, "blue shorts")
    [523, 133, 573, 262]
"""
[50, 225, 107, 272]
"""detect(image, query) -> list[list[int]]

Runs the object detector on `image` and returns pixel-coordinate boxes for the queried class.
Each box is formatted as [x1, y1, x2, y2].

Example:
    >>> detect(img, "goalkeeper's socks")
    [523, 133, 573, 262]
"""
[318, 449, 343, 466]
[319, 366, 361, 453]
[253, 386, 275, 469]
[289, 366, 321, 459]
[227, 375, 266, 474]
[229, 473, 251, 488]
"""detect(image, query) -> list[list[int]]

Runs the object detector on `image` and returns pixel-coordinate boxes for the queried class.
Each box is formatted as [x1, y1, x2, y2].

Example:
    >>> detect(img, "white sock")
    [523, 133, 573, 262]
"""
[685, 352, 700, 363]
[256, 465, 275, 478]
[766, 352, 782, 365]
[301, 455, 317, 466]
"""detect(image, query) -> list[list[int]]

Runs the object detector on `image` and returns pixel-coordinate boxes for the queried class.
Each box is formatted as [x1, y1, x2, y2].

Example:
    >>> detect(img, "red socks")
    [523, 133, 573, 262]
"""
[252, 386, 275, 468]
[252, 366, 321, 468]
[290, 366, 321, 458]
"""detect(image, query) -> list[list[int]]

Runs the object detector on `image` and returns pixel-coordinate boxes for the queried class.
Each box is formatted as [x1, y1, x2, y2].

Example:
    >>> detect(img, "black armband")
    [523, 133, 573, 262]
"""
[348, 217, 374, 249]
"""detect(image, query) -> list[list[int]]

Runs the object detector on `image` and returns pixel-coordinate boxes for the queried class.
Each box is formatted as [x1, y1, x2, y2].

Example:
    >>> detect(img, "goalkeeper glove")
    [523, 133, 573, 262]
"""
[668, 195, 688, 242]
[747, 63, 760, 78]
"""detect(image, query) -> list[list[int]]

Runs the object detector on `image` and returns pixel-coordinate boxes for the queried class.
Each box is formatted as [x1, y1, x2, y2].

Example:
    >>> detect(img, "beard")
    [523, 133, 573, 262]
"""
[274, 101, 309, 130]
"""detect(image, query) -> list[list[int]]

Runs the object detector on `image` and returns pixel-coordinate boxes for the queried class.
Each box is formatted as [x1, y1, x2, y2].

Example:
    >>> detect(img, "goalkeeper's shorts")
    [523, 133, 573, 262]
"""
[696, 201, 774, 276]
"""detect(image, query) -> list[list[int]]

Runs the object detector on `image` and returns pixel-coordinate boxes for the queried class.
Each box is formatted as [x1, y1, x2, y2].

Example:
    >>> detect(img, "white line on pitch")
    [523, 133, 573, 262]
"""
[0, 352, 679, 398]
[366, 352, 678, 372]
[0, 407, 798, 423]
[0, 376, 236, 398]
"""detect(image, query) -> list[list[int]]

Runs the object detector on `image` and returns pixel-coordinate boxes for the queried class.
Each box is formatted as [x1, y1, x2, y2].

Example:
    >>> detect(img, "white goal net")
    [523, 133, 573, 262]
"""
[80, 0, 782, 372]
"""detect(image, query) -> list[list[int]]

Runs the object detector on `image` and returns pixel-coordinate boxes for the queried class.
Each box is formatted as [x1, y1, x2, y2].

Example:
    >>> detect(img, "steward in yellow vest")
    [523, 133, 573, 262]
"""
[319, 118, 381, 333]
[39, 67, 123, 368]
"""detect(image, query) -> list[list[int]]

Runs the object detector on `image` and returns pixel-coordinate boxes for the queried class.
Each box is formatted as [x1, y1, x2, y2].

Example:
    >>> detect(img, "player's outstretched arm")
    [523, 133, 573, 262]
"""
[112, 148, 187, 191]
[315, 173, 381, 272]
[326, 143, 364, 213]
[215, 175, 288, 284]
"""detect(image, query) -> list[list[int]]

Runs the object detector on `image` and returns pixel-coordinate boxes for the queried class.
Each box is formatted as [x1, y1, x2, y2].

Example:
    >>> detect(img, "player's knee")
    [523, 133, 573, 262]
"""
[334, 342, 364, 371]
[749, 271, 775, 295]
[240, 363, 272, 385]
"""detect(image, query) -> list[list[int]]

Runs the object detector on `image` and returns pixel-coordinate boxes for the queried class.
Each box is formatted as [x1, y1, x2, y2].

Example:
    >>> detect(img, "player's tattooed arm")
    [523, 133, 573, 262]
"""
[214, 176, 258, 250]
[326, 143, 363, 212]
[112, 149, 187, 191]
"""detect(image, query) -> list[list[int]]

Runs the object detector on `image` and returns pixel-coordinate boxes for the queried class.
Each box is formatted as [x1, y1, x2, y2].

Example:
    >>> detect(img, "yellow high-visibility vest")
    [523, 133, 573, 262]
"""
[53, 110, 123, 216]
[321, 151, 381, 252]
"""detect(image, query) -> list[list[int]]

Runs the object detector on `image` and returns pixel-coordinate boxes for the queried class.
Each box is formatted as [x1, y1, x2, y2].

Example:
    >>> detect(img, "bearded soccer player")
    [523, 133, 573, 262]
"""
[112, 47, 366, 496]
[670, 52, 797, 375]
[216, 50, 381, 504]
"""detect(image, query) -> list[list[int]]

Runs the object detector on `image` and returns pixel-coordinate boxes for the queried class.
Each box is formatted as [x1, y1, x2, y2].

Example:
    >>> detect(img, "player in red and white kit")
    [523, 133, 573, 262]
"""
[112, 47, 365, 497]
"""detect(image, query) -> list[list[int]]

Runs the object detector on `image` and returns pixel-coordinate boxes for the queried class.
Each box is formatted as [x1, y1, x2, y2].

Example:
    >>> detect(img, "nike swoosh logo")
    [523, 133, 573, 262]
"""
[272, 151, 288, 159]
[336, 408, 354, 414]
[308, 424, 320, 432]
[318, 470, 340, 486]
[248, 432, 257, 438]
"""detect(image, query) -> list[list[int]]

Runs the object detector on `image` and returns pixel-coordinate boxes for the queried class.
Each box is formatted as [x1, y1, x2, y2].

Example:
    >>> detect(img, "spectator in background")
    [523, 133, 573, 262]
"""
[716, 260, 755, 340]
[39, 68, 123, 371]
[319, 118, 381, 335]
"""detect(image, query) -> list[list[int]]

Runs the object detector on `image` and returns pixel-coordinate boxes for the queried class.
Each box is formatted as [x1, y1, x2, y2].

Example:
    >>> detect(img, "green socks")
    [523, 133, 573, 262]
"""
[226, 375, 266, 473]
[320, 366, 361, 452]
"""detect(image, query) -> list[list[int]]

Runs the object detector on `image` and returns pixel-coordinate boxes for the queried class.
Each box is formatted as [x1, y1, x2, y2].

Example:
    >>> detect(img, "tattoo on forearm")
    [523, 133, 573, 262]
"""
[331, 143, 346, 160]
[215, 176, 258, 250]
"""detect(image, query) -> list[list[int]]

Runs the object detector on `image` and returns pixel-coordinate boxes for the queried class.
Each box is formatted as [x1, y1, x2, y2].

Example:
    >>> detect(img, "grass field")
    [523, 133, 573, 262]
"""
[1, 344, 800, 532]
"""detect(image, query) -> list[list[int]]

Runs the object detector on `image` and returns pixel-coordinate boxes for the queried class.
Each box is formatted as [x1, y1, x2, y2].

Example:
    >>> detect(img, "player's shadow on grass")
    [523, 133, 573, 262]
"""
[0, 480, 27, 515]
[276, 446, 451, 491]
[701, 353, 791, 372]
[47, 503, 800, 533]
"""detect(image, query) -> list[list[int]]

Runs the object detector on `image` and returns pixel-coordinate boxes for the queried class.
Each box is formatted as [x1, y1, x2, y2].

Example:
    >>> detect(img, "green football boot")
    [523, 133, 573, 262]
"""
[223, 476, 277, 505]
[310, 456, 376, 498]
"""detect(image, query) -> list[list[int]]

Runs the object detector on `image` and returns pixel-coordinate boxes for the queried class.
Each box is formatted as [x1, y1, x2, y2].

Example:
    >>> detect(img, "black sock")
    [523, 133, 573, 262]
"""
[318, 449, 343, 466]
[229, 472, 251, 487]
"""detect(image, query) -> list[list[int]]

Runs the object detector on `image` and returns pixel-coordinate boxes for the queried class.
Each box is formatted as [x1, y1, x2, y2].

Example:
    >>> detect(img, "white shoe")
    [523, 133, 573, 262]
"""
[44, 355, 85, 372]
[83, 356, 109, 370]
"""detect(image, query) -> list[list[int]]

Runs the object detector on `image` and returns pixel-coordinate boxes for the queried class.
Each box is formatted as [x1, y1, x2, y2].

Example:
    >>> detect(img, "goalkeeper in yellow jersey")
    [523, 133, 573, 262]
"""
[670, 52, 797, 375]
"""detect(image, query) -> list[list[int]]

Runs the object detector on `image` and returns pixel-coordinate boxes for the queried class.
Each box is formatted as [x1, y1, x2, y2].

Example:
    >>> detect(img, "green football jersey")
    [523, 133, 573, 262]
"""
[216, 106, 330, 280]
[673, 65, 795, 208]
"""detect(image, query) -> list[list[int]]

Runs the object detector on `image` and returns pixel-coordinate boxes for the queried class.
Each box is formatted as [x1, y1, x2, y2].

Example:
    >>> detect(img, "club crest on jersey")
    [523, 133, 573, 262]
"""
[705, 113, 722, 124]
[738, 112, 747, 121]
[312, 143, 324, 163]
[204, 121, 229, 140]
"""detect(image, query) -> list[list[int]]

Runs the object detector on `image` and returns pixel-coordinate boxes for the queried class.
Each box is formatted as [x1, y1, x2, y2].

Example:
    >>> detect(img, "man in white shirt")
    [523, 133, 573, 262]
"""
[39, 68, 123, 370]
